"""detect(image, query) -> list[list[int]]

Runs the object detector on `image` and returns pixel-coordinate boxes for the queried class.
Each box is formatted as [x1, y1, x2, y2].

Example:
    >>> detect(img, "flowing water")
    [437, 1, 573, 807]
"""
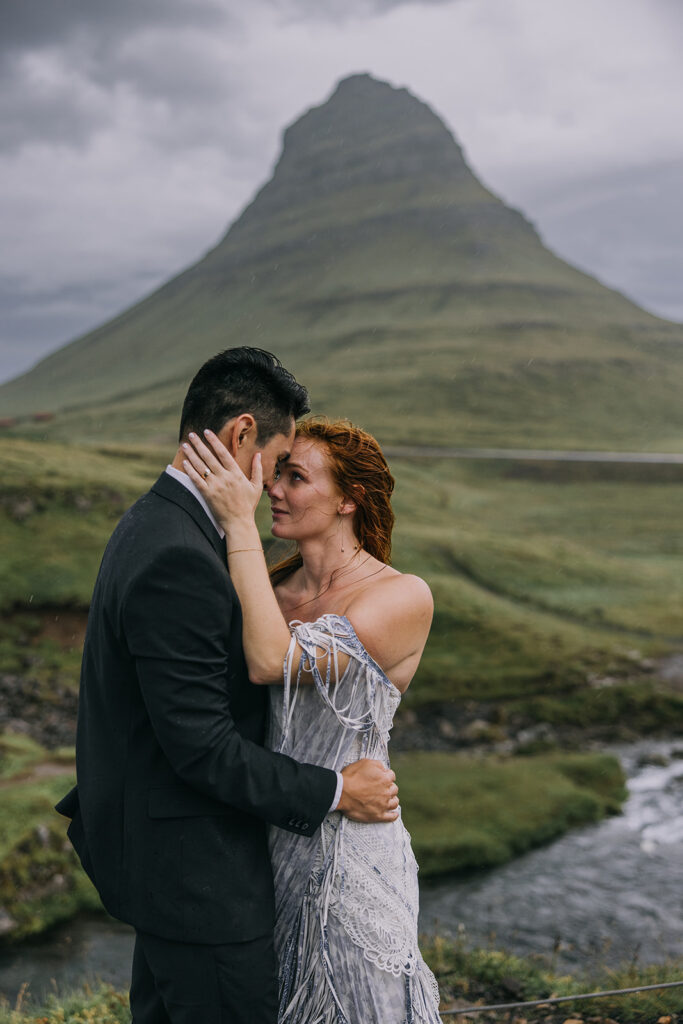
[419, 740, 683, 969]
[0, 741, 681, 1003]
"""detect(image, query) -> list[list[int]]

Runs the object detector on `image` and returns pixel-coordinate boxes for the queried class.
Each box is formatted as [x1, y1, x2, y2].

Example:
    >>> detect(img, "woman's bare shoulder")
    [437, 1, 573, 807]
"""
[347, 567, 433, 624]
[372, 567, 432, 606]
[343, 569, 433, 690]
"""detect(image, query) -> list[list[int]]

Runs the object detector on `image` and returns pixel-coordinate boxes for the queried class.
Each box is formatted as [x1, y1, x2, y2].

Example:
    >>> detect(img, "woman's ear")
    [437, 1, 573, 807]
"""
[338, 497, 357, 516]
[338, 483, 364, 516]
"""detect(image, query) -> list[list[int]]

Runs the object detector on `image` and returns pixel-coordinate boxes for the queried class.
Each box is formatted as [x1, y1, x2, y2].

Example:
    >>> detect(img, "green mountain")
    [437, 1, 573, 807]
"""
[2, 73, 682, 448]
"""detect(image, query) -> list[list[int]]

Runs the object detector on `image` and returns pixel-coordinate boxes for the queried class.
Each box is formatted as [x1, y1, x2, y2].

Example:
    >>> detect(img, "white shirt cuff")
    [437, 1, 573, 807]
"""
[329, 771, 344, 813]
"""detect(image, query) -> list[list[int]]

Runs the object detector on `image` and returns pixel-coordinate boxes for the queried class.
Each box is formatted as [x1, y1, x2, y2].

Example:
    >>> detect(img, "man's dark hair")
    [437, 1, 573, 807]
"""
[179, 347, 310, 444]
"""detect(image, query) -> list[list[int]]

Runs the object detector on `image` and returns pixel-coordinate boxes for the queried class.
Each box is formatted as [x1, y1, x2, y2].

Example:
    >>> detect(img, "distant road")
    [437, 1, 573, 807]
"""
[383, 446, 683, 464]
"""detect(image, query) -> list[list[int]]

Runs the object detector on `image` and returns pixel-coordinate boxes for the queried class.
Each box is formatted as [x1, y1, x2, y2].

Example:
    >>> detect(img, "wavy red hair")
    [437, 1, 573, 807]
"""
[269, 418, 395, 585]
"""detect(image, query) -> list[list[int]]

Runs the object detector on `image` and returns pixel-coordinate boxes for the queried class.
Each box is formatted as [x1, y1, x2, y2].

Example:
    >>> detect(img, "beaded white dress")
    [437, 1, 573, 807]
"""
[268, 614, 441, 1024]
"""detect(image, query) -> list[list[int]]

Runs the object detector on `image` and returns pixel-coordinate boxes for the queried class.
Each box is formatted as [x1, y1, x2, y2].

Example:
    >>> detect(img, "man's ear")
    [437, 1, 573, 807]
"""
[217, 414, 256, 456]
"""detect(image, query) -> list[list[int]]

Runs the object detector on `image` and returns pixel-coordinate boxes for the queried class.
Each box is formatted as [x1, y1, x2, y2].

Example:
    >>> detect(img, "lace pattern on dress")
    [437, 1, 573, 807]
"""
[326, 816, 421, 974]
[273, 615, 441, 1022]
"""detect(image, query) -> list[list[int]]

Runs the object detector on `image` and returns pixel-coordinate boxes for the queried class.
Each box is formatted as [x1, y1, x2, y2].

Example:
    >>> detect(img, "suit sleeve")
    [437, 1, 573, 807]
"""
[122, 544, 337, 836]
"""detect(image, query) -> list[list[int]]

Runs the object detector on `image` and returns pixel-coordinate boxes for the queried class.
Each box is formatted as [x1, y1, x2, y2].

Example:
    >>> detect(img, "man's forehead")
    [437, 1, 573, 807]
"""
[279, 421, 296, 454]
[265, 425, 295, 457]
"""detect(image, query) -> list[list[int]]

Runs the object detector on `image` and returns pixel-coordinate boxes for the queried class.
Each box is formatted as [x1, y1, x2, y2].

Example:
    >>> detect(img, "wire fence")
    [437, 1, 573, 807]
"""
[439, 978, 683, 1017]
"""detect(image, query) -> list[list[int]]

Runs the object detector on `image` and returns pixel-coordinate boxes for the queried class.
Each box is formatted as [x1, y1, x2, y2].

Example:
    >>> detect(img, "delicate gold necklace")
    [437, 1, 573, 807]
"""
[286, 555, 386, 613]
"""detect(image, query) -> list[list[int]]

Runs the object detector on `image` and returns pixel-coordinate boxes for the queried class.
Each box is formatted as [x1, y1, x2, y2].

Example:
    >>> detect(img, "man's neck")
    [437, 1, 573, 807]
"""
[164, 461, 225, 539]
[170, 447, 185, 472]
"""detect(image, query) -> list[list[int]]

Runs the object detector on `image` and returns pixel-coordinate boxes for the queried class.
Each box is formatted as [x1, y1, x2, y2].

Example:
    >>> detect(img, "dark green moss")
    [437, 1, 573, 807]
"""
[395, 750, 626, 877]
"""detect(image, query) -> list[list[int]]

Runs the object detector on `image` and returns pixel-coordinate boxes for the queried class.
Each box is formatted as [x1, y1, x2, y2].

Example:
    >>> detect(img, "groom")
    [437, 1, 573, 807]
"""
[56, 347, 399, 1024]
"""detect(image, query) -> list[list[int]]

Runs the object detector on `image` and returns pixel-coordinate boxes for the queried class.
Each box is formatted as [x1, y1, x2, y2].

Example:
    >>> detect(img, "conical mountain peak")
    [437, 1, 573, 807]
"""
[276, 72, 470, 184]
[1, 74, 680, 452]
[217, 72, 499, 262]
[229, 74, 473, 236]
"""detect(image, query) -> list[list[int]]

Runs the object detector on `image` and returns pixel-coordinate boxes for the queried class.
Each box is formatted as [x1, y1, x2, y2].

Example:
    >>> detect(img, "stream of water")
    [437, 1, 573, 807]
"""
[419, 739, 683, 970]
[1, 740, 681, 1003]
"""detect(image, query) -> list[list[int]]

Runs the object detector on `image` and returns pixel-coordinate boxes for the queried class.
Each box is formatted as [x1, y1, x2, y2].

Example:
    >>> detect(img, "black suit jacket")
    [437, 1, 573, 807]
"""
[56, 472, 336, 944]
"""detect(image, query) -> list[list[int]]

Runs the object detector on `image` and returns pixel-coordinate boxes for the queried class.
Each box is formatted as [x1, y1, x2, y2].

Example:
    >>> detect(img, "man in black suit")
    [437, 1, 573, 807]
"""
[56, 348, 398, 1023]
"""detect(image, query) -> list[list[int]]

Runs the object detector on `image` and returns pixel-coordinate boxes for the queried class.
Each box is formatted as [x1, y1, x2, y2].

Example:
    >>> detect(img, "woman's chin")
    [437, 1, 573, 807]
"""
[271, 521, 292, 539]
[272, 522, 306, 544]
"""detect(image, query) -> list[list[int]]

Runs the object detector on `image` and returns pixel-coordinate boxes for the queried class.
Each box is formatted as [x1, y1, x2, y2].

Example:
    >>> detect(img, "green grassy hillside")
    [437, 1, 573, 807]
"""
[2, 439, 682, 727]
[0, 729, 625, 941]
[391, 456, 683, 705]
[1, 74, 682, 450]
[1, 74, 681, 955]
[1, 438, 681, 942]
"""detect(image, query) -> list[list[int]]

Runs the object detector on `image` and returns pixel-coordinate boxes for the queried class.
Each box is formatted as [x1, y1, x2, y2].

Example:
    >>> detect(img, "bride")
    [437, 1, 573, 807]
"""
[184, 418, 441, 1024]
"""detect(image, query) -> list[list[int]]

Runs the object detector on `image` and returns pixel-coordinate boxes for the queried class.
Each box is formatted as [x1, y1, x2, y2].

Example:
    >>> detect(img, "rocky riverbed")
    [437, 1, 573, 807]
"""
[392, 649, 683, 756]
[0, 674, 77, 750]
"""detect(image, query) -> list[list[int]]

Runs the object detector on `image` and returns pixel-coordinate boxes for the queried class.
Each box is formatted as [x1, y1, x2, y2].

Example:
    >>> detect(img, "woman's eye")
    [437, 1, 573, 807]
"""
[273, 465, 281, 482]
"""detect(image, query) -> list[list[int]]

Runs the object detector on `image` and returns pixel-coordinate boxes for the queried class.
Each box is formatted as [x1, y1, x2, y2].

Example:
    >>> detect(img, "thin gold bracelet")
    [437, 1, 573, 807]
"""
[227, 547, 263, 555]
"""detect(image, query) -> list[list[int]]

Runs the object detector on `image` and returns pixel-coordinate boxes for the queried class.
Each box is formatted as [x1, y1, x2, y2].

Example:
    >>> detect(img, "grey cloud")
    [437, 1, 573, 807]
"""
[656, 0, 683, 28]
[0, 0, 680, 388]
[0, 51, 110, 152]
[0, 0, 451, 156]
[101, 43, 234, 106]
[0, 271, 171, 385]
[0, 321, 85, 388]
[0, 0, 233, 152]
[276, 0, 454, 10]
[261, 0, 457, 25]
[521, 160, 683, 323]
[368, 0, 455, 7]
[0, 0, 227, 56]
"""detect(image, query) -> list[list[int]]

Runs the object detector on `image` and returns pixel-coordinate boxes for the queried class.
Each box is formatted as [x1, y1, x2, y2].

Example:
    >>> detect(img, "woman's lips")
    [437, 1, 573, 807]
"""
[271, 508, 288, 517]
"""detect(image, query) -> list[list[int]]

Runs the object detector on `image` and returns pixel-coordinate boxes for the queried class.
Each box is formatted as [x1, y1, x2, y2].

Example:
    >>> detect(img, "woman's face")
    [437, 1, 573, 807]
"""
[267, 437, 346, 543]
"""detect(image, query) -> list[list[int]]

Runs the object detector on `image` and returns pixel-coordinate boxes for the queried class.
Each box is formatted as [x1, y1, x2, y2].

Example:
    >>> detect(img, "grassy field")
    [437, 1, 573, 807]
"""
[0, 730, 625, 941]
[2, 438, 683, 710]
[425, 936, 683, 1022]
[389, 456, 683, 714]
[0, 440, 161, 616]
[0, 436, 681, 943]
[1, 945, 681, 1022]
[4, 304, 683, 454]
[0, 735, 100, 942]
[0, 740, 659, 1022]
[395, 749, 626, 876]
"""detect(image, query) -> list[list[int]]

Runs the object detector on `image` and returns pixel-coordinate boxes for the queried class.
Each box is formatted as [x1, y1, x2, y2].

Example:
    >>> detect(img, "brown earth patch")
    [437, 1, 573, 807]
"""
[31, 608, 88, 653]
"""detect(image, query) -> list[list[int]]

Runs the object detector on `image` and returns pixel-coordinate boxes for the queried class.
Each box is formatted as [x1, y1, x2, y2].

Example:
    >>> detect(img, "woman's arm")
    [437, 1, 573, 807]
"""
[182, 431, 347, 685]
[183, 431, 432, 692]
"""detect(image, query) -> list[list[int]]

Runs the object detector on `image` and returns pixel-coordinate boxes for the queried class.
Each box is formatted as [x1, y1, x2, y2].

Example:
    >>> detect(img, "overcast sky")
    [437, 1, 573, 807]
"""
[1, 0, 682, 385]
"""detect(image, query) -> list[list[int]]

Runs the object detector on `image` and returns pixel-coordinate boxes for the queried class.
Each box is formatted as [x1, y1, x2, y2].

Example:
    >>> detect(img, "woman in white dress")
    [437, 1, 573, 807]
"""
[184, 419, 441, 1024]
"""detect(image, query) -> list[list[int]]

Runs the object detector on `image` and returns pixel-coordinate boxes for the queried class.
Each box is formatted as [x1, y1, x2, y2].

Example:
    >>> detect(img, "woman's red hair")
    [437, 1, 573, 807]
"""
[269, 418, 395, 585]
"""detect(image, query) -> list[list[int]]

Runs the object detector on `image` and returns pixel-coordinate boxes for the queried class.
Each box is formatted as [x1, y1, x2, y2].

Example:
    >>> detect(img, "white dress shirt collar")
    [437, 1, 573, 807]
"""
[165, 465, 225, 539]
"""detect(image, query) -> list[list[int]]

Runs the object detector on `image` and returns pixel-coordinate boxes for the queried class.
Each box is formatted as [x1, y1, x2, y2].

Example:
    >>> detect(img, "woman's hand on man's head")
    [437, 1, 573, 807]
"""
[182, 429, 263, 528]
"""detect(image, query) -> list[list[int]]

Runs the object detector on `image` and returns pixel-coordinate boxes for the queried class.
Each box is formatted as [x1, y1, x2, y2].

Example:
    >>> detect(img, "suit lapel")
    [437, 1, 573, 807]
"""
[151, 472, 227, 561]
